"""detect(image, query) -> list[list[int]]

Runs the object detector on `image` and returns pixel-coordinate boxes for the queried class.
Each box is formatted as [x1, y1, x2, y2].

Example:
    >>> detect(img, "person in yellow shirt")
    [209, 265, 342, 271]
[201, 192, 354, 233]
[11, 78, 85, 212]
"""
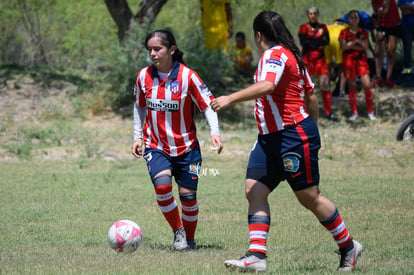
[324, 19, 348, 97]
[231, 31, 253, 79]
[200, 0, 233, 52]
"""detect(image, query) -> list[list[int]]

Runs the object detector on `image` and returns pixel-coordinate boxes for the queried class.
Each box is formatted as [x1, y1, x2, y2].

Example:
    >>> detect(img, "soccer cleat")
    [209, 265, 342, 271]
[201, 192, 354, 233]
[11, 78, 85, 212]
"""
[173, 227, 188, 250]
[224, 253, 267, 272]
[326, 112, 339, 122]
[348, 113, 358, 122]
[187, 239, 198, 251]
[372, 77, 383, 87]
[337, 240, 363, 272]
[385, 78, 394, 88]
[368, 112, 376, 121]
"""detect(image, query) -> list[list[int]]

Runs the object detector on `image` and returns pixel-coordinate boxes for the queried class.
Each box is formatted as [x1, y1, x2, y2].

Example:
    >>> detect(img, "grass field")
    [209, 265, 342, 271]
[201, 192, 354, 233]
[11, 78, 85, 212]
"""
[1, 94, 414, 274]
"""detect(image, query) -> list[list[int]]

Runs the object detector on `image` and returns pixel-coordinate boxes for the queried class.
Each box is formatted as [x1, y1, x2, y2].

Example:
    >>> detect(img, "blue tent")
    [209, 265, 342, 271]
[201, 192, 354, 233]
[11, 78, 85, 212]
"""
[341, 10, 372, 31]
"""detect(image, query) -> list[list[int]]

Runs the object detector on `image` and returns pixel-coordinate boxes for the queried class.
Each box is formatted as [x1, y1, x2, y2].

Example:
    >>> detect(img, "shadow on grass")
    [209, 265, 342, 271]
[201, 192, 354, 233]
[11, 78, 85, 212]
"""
[146, 241, 224, 251]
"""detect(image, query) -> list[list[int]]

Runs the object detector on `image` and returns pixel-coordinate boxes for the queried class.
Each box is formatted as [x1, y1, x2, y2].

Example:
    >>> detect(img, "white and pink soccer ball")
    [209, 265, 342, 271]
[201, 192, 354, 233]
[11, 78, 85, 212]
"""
[108, 220, 143, 253]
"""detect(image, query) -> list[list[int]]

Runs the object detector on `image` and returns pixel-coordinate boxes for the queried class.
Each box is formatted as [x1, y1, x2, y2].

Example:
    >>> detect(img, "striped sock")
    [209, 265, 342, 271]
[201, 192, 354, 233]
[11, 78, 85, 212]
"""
[181, 199, 199, 240]
[321, 208, 352, 249]
[154, 184, 182, 230]
[248, 215, 270, 256]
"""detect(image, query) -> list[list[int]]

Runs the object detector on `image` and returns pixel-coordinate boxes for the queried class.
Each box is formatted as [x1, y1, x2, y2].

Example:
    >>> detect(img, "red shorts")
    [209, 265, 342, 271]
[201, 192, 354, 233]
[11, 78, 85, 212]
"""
[303, 56, 329, 76]
[342, 56, 370, 79]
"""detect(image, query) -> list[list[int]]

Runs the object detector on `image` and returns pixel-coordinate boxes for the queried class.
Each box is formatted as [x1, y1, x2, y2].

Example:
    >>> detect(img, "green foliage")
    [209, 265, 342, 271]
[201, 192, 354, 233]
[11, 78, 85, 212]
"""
[0, 0, 377, 111]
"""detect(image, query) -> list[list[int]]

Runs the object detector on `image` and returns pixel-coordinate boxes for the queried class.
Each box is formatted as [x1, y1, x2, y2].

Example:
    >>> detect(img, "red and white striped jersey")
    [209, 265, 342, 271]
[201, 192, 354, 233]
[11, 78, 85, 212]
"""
[254, 45, 314, 134]
[134, 62, 214, 157]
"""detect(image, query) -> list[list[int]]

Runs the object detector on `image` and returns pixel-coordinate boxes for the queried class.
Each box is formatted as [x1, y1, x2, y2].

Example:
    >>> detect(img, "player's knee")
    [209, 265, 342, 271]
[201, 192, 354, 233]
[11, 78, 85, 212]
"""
[152, 174, 172, 186]
[179, 192, 197, 202]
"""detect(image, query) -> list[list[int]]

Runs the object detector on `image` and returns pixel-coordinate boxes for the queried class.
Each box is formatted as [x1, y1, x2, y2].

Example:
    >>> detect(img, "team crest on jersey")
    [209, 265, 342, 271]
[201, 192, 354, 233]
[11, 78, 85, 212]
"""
[170, 81, 181, 94]
[282, 152, 301, 173]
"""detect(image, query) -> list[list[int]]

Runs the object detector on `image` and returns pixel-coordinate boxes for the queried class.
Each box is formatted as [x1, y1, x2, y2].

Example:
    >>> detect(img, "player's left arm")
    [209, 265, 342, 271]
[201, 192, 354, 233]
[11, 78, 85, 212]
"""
[203, 106, 223, 154]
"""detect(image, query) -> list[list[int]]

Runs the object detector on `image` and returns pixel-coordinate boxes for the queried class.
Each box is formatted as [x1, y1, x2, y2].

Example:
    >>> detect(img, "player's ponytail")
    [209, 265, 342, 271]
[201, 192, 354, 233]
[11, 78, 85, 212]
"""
[144, 29, 186, 65]
[253, 11, 306, 74]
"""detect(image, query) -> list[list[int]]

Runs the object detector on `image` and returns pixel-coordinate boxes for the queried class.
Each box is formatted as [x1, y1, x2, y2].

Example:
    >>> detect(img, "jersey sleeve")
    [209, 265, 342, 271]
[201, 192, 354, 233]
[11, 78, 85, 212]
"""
[134, 69, 147, 108]
[303, 68, 315, 94]
[188, 71, 214, 111]
[258, 47, 285, 86]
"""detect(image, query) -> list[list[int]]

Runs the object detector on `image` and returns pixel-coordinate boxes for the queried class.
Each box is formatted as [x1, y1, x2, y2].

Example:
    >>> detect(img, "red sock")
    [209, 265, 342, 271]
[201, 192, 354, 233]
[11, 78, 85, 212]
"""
[181, 199, 199, 240]
[321, 209, 352, 249]
[321, 90, 332, 116]
[154, 185, 182, 230]
[364, 89, 373, 113]
[248, 215, 270, 256]
[348, 89, 358, 114]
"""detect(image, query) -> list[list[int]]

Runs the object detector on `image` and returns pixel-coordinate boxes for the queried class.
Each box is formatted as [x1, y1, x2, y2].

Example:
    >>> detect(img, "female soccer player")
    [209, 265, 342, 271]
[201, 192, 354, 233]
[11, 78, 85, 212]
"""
[339, 10, 376, 121]
[132, 29, 223, 251]
[211, 11, 362, 272]
[298, 7, 338, 121]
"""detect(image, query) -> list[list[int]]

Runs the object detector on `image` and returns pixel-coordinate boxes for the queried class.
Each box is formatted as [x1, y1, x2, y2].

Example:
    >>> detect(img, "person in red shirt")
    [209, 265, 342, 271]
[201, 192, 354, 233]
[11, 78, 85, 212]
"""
[211, 11, 362, 273]
[298, 7, 338, 121]
[132, 29, 223, 251]
[339, 10, 377, 121]
[371, 0, 402, 87]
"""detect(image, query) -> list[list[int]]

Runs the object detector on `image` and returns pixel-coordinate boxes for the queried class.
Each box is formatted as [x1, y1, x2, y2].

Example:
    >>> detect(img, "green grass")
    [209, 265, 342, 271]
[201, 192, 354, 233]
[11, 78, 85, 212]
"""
[0, 114, 413, 274]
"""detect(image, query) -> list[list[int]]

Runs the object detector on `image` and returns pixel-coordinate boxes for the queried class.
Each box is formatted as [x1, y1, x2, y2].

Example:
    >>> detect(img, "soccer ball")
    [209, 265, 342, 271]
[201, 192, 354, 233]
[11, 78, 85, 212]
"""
[107, 220, 143, 253]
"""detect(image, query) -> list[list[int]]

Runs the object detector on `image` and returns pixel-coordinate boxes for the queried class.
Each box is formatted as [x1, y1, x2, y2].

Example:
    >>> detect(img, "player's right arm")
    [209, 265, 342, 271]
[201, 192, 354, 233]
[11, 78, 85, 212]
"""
[304, 90, 319, 123]
[132, 102, 146, 158]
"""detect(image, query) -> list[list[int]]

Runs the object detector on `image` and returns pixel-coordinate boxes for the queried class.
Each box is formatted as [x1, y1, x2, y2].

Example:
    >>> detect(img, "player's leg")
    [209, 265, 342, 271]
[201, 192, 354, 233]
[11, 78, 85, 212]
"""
[224, 137, 280, 272]
[343, 57, 358, 121]
[144, 149, 185, 250]
[385, 34, 399, 87]
[294, 186, 363, 271]
[318, 63, 337, 121]
[175, 147, 202, 250]
[360, 73, 375, 120]
[288, 119, 362, 271]
[224, 179, 269, 272]
[373, 36, 385, 87]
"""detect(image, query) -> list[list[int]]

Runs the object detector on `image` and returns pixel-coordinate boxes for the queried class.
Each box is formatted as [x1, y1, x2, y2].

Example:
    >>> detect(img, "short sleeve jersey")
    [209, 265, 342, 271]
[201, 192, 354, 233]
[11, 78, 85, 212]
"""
[253, 45, 314, 135]
[134, 61, 214, 157]
[338, 27, 369, 60]
[298, 22, 329, 60]
[372, 0, 401, 27]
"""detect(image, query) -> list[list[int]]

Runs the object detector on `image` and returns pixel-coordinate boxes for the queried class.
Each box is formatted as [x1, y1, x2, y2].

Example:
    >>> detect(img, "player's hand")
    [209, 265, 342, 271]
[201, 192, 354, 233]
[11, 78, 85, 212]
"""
[211, 96, 232, 112]
[211, 135, 223, 154]
[132, 140, 143, 158]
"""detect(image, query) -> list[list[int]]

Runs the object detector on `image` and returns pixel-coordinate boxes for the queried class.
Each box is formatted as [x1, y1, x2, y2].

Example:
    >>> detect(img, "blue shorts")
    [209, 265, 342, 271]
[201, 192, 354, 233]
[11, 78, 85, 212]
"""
[246, 116, 321, 191]
[143, 146, 202, 191]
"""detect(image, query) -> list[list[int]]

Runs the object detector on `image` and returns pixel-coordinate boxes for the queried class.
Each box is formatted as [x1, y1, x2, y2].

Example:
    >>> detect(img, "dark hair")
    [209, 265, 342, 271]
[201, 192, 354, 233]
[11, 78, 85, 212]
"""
[235, 31, 246, 40]
[253, 11, 306, 74]
[144, 29, 185, 64]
